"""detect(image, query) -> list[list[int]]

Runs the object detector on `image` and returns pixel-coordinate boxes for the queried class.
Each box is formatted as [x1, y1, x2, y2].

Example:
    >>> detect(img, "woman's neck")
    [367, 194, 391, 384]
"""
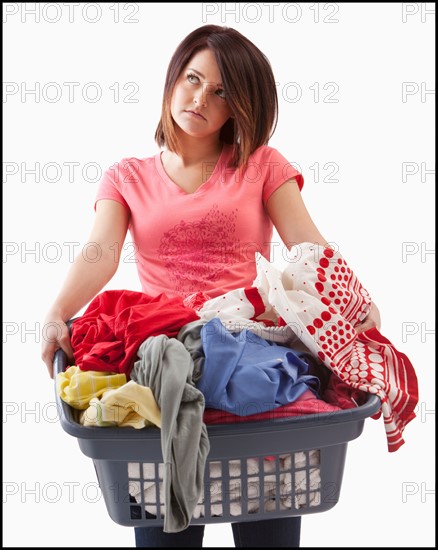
[171, 129, 223, 167]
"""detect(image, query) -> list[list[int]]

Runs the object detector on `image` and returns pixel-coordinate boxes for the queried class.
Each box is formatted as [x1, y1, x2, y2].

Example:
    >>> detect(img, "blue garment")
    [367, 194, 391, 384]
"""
[197, 318, 320, 415]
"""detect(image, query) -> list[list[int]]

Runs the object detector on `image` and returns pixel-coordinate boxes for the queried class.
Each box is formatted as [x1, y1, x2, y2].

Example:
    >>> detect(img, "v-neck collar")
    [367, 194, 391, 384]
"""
[155, 144, 231, 196]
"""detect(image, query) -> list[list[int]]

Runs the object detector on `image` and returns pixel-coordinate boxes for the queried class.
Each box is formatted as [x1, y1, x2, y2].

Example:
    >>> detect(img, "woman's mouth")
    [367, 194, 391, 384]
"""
[184, 110, 206, 121]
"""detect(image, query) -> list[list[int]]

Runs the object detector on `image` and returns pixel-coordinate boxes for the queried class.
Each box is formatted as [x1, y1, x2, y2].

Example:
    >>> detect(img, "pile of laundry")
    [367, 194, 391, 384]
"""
[57, 242, 418, 533]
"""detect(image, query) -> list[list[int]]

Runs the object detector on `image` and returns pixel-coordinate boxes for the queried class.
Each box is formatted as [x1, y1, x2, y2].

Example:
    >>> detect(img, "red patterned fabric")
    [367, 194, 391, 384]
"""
[71, 290, 199, 376]
[199, 243, 419, 452]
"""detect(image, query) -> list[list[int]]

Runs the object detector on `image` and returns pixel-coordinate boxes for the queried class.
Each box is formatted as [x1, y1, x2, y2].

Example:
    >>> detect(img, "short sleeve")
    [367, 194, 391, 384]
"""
[94, 159, 131, 212]
[261, 147, 304, 205]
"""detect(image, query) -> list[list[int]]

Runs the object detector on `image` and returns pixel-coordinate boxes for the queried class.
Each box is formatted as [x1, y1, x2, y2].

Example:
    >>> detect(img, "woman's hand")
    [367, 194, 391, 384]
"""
[41, 315, 75, 379]
[355, 301, 382, 334]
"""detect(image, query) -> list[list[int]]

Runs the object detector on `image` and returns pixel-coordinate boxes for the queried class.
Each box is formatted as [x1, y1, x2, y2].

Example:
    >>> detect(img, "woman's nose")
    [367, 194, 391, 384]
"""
[194, 83, 211, 107]
[193, 93, 207, 107]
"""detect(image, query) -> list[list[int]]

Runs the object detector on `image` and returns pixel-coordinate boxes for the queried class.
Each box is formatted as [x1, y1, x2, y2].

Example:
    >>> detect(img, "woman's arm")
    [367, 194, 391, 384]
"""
[266, 178, 381, 331]
[41, 200, 130, 377]
[265, 178, 330, 249]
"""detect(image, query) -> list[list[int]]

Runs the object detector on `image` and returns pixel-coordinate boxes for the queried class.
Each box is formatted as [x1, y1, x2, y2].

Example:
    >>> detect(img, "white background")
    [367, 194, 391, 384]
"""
[3, 2, 435, 547]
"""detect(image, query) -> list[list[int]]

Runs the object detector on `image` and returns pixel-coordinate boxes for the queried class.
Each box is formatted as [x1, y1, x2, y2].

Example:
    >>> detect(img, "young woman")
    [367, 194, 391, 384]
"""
[42, 24, 380, 548]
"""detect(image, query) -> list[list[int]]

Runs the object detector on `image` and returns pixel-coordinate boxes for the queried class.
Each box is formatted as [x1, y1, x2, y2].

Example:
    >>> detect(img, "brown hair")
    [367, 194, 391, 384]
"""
[154, 25, 278, 167]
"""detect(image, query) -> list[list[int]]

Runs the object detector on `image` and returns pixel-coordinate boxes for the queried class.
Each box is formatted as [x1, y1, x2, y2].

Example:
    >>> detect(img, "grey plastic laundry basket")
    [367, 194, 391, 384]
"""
[54, 348, 381, 527]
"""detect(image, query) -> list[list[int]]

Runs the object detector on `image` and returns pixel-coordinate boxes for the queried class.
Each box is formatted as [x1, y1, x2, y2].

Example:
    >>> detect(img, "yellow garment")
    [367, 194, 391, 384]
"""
[56, 366, 127, 410]
[80, 380, 161, 429]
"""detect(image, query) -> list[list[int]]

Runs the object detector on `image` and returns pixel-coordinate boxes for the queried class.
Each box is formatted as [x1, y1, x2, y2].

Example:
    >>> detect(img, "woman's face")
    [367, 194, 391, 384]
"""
[170, 49, 233, 140]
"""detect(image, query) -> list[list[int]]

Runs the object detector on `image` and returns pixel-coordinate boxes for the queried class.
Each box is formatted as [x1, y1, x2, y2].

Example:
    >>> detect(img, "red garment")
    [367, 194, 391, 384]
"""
[323, 374, 368, 410]
[203, 389, 342, 424]
[71, 290, 199, 376]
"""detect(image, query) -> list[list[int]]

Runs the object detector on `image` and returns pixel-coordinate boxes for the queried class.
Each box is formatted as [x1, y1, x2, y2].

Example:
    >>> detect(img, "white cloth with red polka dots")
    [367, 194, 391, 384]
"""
[198, 242, 418, 452]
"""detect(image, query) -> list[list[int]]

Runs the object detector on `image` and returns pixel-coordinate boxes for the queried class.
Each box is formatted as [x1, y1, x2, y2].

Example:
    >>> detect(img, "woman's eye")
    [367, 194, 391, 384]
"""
[216, 88, 226, 99]
[187, 73, 199, 83]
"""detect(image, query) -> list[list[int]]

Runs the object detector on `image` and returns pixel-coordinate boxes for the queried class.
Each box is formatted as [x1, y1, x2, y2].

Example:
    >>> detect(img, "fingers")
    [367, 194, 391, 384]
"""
[355, 319, 376, 334]
[370, 301, 382, 330]
[41, 319, 74, 378]
[41, 346, 56, 379]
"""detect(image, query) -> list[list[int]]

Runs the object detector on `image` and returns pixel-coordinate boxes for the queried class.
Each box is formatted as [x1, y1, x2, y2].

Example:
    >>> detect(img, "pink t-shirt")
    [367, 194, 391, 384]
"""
[95, 143, 303, 299]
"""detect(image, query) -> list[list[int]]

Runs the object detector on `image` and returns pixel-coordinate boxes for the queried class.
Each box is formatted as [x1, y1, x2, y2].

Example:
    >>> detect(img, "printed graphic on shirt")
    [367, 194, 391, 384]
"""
[158, 205, 239, 295]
